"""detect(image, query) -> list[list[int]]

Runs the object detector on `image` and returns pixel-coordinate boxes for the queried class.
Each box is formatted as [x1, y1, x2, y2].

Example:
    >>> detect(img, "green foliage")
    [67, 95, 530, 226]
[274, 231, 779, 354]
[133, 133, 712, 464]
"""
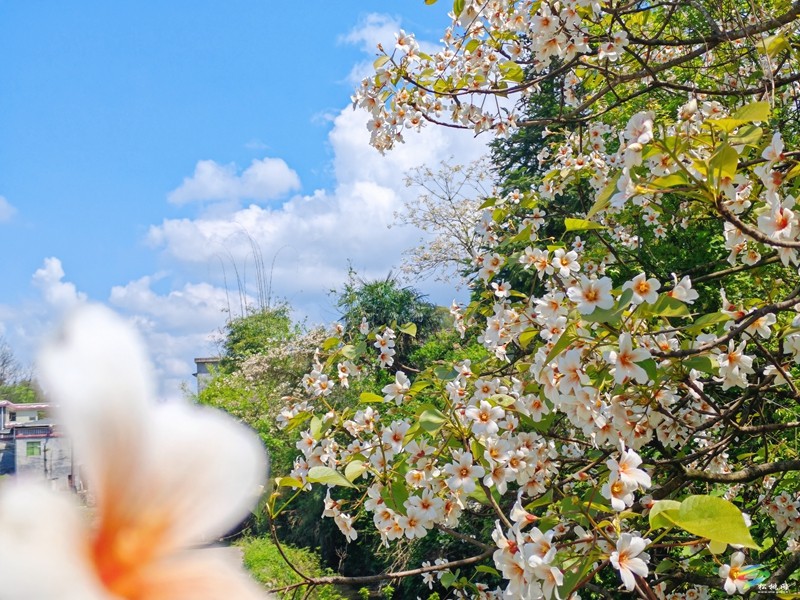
[0, 381, 38, 404]
[198, 305, 322, 478]
[650, 496, 759, 549]
[335, 271, 442, 365]
[238, 536, 347, 599]
[220, 304, 298, 371]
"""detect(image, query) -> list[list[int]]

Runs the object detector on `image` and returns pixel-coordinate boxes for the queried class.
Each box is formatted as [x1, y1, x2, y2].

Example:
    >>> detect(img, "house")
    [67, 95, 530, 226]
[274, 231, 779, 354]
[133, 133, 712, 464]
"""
[194, 357, 220, 394]
[0, 399, 76, 490]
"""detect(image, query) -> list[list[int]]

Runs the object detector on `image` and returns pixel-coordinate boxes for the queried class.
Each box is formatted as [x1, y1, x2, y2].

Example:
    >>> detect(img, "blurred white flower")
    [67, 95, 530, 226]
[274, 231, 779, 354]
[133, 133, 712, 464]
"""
[0, 305, 267, 599]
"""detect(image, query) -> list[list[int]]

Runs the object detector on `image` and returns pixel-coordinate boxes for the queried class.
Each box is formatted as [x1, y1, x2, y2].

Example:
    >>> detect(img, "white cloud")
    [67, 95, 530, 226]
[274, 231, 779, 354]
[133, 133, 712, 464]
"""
[168, 157, 301, 205]
[0, 259, 88, 379]
[0, 196, 17, 222]
[148, 98, 489, 325]
[339, 13, 402, 53]
[109, 276, 234, 334]
[32, 257, 87, 310]
[4, 13, 490, 403]
[340, 13, 442, 85]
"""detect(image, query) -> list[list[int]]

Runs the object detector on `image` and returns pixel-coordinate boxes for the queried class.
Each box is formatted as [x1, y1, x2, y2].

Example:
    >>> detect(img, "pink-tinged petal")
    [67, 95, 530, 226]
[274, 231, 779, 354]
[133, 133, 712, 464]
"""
[0, 481, 108, 600]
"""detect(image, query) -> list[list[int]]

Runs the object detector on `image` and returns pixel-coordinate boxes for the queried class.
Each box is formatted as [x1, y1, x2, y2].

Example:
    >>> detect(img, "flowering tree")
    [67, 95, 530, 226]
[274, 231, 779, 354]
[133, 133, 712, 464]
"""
[396, 157, 495, 286]
[272, 1, 800, 598]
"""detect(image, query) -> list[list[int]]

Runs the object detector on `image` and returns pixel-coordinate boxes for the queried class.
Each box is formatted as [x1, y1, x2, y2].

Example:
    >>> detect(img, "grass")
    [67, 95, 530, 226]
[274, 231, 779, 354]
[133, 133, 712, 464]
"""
[237, 536, 349, 600]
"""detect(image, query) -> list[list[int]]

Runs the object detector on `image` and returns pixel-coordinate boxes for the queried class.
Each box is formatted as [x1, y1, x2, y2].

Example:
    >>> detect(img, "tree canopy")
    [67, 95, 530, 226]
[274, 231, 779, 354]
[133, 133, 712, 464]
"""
[271, 1, 800, 598]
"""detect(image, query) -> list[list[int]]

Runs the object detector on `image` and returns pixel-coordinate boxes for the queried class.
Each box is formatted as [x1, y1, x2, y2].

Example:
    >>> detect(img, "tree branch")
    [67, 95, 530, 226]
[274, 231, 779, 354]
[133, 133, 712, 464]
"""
[269, 549, 494, 588]
[683, 459, 800, 483]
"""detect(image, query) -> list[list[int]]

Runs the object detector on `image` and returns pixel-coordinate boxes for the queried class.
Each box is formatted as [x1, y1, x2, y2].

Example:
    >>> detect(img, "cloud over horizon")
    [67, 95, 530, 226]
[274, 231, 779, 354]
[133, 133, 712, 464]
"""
[1, 12, 490, 402]
[148, 101, 488, 326]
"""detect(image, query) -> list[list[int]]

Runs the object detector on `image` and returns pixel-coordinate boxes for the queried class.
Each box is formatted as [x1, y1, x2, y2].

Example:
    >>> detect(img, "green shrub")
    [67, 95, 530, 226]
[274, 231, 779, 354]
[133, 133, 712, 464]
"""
[238, 536, 347, 600]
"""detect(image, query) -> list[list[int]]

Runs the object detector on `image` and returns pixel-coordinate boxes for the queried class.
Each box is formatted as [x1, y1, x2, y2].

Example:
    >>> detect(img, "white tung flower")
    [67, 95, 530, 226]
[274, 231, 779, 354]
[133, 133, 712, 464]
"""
[606, 333, 651, 385]
[610, 533, 651, 591]
[567, 276, 614, 314]
[0, 305, 267, 600]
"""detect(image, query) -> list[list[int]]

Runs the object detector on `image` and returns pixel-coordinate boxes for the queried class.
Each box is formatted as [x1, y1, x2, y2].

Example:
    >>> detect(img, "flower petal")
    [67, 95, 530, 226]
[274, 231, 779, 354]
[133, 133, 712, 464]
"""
[38, 305, 267, 555]
[0, 481, 109, 600]
[37, 305, 155, 509]
[135, 552, 267, 600]
[133, 402, 267, 549]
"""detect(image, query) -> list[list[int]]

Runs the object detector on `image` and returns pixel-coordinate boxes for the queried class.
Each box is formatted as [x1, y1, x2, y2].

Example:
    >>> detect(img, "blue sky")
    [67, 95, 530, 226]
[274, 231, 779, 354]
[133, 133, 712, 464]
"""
[0, 2, 488, 398]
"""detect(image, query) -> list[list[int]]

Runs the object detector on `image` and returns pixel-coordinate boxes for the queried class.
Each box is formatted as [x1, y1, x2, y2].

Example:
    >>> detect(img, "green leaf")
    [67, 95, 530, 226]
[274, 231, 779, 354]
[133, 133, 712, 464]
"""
[649, 500, 681, 530]
[586, 173, 619, 219]
[708, 539, 728, 554]
[452, 0, 465, 17]
[669, 495, 760, 548]
[498, 60, 524, 83]
[467, 484, 491, 506]
[322, 336, 340, 351]
[373, 55, 391, 69]
[761, 34, 789, 57]
[785, 161, 800, 182]
[307, 466, 355, 488]
[637, 293, 691, 318]
[440, 571, 456, 589]
[341, 342, 366, 360]
[564, 217, 606, 232]
[465, 39, 480, 53]
[637, 358, 659, 383]
[729, 124, 763, 147]
[425, 0, 438, 4]
[582, 288, 633, 325]
[434, 365, 458, 380]
[409, 379, 431, 394]
[360, 392, 385, 404]
[524, 490, 553, 511]
[489, 393, 516, 407]
[310, 415, 322, 439]
[708, 102, 771, 133]
[733, 101, 770, 123]
[559, 554, 597, 598]
[345, 460, 367, 482]
[419, 406, 448, 433]
[708, 143, 739, 185]
[655, 558, 680, 574]
[383, 479, 409, 514]
[686, 311, 729, 334]
[478, 196, 497, 209]
[476, 565, 500, 576]
[284, 411, 312, 433]
[682, 355, 717, 375]
[275, 476, 304, 489]
[519, 327, 538, 349]
[399, 322, 418, 337]
[527, 411, 556, 434]
[433, 78, 450, 94]
[646, 171, 688, 190]
[544, 322, 577, 364]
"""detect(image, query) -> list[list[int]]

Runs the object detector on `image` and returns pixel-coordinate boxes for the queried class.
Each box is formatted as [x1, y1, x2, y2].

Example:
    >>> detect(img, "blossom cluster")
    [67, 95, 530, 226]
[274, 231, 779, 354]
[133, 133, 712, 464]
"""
[271, 1, 800, 596]
[274, 100, 800, 597]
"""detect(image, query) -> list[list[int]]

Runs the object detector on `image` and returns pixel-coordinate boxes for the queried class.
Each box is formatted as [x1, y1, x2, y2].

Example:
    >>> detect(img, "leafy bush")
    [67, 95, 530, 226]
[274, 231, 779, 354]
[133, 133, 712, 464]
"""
[238, 536, 347, 600]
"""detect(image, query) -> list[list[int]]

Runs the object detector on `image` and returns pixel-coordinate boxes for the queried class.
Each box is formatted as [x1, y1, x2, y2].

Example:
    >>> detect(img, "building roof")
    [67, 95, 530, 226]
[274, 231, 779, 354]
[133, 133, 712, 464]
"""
[0, 400, 50, 411]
